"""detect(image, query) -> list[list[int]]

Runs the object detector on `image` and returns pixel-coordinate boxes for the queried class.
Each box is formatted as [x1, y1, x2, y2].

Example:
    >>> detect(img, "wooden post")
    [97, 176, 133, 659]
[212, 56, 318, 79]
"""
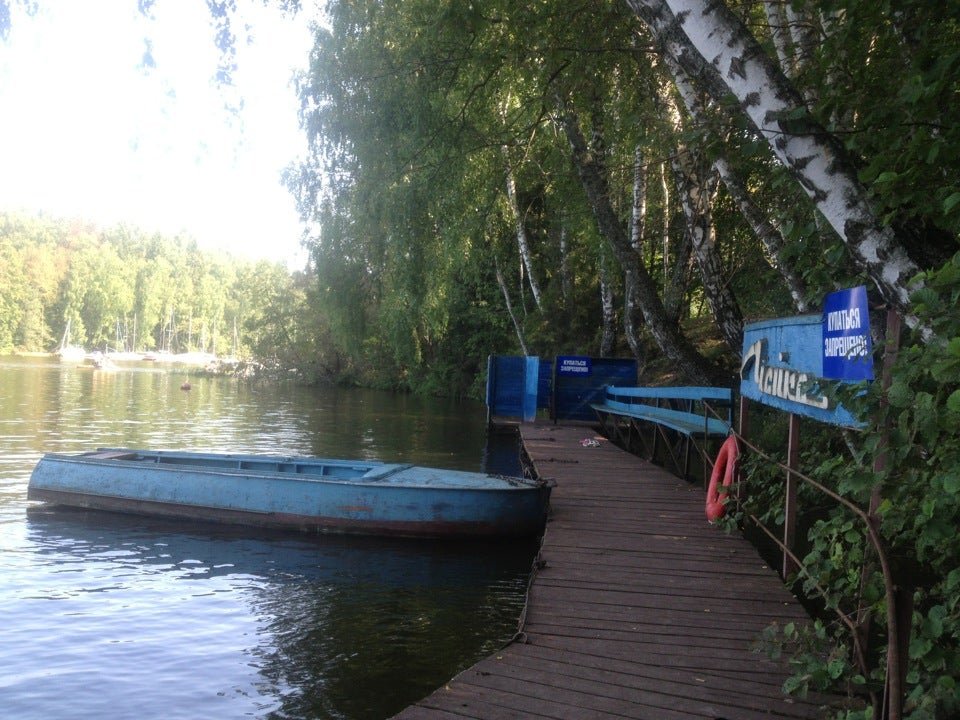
[783, 413, 800, 578]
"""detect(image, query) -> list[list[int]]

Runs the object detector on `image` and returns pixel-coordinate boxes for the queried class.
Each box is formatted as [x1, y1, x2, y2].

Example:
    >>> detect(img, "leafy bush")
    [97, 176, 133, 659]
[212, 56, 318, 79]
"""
[733, 255, 960, 718]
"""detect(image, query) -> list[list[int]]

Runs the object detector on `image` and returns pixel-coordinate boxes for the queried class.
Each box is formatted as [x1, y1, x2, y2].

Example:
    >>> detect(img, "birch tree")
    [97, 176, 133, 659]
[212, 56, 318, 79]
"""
[624, 146, 647, 359]
[555, 97, 723, 383]
[493, 251, 530, 356]
[504, 154, 544, 310]
[661, 49, 811, 312]
[599, 243, 616, 357]
[671, 145, 743, 352]
[625, 0, 924, 325]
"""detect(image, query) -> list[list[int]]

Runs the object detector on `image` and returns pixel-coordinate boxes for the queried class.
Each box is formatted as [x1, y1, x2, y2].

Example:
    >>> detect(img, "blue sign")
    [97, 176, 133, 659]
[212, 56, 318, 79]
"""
[556, 356, 592, 377]
[822, 286, 873, 381]
[741, 316, 863, 428]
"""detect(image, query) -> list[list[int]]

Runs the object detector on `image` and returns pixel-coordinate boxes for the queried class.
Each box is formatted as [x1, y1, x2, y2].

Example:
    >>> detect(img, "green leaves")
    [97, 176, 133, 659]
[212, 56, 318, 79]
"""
[942, 192, 960, 215]
[947, 390, 960, 415]
[0, 210, 290, 362]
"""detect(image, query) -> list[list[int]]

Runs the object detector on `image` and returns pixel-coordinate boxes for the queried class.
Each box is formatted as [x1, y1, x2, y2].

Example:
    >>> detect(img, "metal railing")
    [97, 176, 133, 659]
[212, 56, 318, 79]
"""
[706, 316, 905, 717]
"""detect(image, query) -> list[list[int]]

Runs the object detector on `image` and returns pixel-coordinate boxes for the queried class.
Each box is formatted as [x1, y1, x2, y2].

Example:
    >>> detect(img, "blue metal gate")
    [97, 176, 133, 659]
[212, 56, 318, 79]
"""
[486, 355, 637, 424]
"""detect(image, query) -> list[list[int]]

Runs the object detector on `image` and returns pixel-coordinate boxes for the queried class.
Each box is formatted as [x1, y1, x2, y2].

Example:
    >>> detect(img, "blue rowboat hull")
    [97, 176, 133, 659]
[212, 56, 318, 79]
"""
[28, 449, 551, 539]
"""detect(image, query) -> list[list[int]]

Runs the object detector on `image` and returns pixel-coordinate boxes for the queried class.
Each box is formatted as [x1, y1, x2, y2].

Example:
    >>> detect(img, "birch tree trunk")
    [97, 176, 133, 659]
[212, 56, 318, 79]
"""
[622, 271, 644, 360]
[631, 145, 648, 252]
[662, 48, 811, 312]
[625, 145, 648, 359]
[504, 156, 543, 311]
[664, 229, 692, 325]
[555, 98, 723, 383]
[625, 0, 924, 327]
[493, 252, 529, 356]
[599, 243, 616, 357]
[713, 156, 810, 312]
[785, 2, 819, 75]
[764, 0, 794, 75]
[559, 223, 573, 306]
[671, 148, 743, 352]
[660, 161, 671, 298]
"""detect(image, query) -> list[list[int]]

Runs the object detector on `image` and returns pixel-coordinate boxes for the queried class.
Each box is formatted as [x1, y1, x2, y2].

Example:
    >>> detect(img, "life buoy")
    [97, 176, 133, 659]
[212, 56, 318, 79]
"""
[706, 435, 739, 521]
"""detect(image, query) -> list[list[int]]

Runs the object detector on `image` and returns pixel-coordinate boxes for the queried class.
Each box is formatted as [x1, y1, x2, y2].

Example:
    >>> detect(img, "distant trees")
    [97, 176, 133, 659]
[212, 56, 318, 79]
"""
[0, 211, 312, 366]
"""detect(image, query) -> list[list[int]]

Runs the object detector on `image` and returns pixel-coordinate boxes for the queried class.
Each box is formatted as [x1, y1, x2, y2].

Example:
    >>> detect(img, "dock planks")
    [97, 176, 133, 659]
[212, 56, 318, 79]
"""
[395, 424, 836, 719]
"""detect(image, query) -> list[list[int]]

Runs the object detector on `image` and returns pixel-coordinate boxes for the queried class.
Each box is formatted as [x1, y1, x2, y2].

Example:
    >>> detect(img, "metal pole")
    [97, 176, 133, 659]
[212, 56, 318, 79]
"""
[783, 413, 800, 578]
[737, 395, 750, 508]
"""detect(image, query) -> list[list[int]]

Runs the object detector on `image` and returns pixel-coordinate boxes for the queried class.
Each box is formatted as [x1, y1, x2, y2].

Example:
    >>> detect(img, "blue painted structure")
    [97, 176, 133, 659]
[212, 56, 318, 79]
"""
[486, 355, 637, 423]
[28, 449, 552, 539]
[551, 358, 638, 421]
[486, 356, 545, 421]
[592, 386, 732, 437]
[741, 315, 863, 427]
[591, 385, 732, 480]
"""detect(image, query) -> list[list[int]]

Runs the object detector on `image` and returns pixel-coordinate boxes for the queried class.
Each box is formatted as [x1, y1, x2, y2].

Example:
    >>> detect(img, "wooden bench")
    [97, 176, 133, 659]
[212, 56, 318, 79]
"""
[591, 385, 733, 483]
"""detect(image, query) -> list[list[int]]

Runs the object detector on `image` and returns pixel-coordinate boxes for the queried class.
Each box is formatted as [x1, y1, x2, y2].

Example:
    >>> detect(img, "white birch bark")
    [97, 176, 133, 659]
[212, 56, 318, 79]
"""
[493, 252, 529, 356]
[783, 2, 821, 107]
[664, 228, 692, 324]
[599, 244, 616, 357]
[663, 48, 811, 312]
[559, 223, 573, 305]
[555, 97, 722, 383]
[713, 155, 810, 312]
[630, 145, 648, 252]
[763, 0, 794, 75]
[785, 2, 818, 73]
[625, 146, 648, 359]
[671, 147, 744, 352]
[625, 0, 924, 328]
[504, 157, 543, 311]
[661, 74, 743, 351]
[660, 161, 671, 296]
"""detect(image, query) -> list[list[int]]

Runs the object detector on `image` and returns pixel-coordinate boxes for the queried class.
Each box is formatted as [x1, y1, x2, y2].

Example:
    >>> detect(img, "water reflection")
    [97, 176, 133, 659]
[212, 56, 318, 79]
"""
[0, 357, 530, 719]
[0, 356, 498, 470]
[21, 508, 535, 719]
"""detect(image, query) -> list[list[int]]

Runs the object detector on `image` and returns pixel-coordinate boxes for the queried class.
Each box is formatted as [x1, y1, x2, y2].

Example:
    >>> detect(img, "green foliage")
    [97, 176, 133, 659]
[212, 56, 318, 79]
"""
[291, 1, 639, 394]
[0, 211, 308, 367]
[807, 0, 960, 266]
[286, 0, 960, 714]
[733, 255, 960, 719]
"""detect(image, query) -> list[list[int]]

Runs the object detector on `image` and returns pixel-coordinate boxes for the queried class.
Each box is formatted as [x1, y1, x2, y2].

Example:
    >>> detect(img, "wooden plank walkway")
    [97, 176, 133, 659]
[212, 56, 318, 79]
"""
[395, 424, 836, 720]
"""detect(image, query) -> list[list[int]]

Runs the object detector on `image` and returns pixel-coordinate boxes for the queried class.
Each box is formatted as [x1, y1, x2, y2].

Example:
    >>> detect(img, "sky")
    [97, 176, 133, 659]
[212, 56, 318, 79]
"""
[0, 0, 315, 267]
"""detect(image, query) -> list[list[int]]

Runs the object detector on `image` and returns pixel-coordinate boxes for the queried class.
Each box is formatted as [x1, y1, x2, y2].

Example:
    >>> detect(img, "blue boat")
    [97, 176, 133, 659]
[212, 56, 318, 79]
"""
[28, 449, 551, 539]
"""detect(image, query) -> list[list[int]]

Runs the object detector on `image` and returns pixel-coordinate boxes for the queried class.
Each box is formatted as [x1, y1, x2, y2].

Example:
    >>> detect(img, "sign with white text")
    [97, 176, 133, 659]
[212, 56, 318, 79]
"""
[822, 286, 874, 381]
[741, 316, 862, 427]
[556, 356, 592, 377]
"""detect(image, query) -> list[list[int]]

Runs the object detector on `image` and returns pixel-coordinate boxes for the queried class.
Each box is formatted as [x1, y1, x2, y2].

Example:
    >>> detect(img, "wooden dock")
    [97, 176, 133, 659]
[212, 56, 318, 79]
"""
[395, 423, 836, 719]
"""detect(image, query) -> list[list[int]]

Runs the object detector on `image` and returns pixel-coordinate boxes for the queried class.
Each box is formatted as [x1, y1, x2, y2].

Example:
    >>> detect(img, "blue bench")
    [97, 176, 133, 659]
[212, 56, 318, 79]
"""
[591, 385, 733, 482]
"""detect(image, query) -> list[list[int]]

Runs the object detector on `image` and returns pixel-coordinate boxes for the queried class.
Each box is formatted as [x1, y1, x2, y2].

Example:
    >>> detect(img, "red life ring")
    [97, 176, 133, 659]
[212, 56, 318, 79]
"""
[706, 435, 739, 521]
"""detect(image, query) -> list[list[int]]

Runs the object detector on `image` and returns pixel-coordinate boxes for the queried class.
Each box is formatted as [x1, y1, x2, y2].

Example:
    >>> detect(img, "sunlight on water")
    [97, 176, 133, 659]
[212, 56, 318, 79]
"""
[0, 357, 532, 719]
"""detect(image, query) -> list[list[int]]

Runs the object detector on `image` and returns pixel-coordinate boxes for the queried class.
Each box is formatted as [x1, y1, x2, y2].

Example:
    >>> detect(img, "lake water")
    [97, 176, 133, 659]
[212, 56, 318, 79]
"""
[0, 357, 535, 720]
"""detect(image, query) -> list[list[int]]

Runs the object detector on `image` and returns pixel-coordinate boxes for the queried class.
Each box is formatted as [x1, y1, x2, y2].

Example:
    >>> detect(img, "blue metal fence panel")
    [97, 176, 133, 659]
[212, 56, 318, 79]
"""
[553, 358, 637, 421]
[523, 357, 540, 422]
[486, 355, 528, 418]
[486, 355, 637, 423]
[537, 360, 553, 409]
